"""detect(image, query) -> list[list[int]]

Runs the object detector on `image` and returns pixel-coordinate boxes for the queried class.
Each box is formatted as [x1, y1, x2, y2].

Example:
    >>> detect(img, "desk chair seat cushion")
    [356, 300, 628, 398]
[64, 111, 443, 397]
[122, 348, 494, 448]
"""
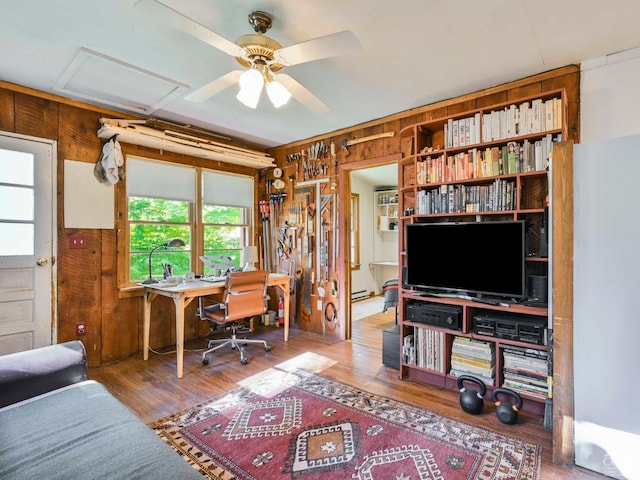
[200, 270, 271, 366]
[202, 271, 268, 326]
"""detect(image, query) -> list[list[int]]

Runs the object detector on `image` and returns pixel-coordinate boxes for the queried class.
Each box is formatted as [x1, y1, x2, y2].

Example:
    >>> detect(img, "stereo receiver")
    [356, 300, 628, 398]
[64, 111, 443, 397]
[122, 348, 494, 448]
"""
[406, 302, 463, 330]
[472, 312, 547, 345]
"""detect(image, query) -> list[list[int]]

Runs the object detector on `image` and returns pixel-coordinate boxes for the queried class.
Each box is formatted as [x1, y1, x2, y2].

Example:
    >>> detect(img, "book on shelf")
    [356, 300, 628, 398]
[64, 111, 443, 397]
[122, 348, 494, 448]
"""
[450, 369, 495, 386]
[452, 336, 495, 356]
[504, 365, 547, 379]
[544, 98, 555, 131]
[450, 336, 495, 383]
[502, 344, 548, 358]
[452, 121, 459, 148]
[506, 141, 517, 175]
[504, 377, 548, 394]
[462, 117, 473, 145]
[502, 380, 547, 400]
[446, 118, 453, 148]
[413, 328, 445, 372]
[504, 372, 547, 388]
[403, 334, 415, 365]
[451, 353, 495, 367]
[452, 364, 495, 379]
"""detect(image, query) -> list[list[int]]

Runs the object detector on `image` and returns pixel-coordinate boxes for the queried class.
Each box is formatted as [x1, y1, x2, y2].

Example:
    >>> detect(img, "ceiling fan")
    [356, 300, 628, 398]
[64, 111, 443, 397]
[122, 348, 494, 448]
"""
[137, 1, 362, 113]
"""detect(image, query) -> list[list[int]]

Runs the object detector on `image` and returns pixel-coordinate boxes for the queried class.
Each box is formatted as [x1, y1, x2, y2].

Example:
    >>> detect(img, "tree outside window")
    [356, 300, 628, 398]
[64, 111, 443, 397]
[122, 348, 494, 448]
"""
[202, 205, 251, 269]
[125, 157, 254, 284]
[128, 197, 191, 281]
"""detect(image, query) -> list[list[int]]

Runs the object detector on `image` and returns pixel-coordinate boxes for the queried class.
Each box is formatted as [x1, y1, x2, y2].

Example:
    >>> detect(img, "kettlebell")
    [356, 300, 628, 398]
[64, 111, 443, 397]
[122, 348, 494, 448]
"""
[492, 387, 523, 425]
[457, 375, 486, 415]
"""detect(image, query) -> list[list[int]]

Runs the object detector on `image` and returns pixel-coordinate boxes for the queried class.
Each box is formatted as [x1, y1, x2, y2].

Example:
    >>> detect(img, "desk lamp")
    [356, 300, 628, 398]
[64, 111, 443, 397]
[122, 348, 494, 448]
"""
[141, 238, 186, 284]
[242, 245, 259, 271]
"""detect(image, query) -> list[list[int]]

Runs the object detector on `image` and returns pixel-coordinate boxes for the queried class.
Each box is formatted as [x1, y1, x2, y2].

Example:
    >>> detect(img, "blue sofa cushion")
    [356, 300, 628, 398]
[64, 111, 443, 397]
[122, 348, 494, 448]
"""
[0, 380, 202, 480]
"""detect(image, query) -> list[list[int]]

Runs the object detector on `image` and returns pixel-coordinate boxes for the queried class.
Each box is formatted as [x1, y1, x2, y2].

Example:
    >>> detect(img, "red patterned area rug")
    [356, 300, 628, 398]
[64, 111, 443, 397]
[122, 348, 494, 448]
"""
[150, 369, 541, 479]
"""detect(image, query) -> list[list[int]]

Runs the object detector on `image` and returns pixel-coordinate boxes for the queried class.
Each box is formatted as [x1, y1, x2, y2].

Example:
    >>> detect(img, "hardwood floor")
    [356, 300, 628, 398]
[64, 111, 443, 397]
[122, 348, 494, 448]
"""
[90, 312, 605, 479]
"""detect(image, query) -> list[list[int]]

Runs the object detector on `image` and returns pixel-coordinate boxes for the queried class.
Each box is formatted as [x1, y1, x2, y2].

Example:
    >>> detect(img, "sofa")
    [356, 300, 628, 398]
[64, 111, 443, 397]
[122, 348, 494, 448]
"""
[0, 341, 202, 480]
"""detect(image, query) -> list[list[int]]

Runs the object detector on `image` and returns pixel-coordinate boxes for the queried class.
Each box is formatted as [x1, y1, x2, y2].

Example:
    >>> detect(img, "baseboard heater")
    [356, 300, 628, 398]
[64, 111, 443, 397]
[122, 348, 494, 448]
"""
[352, 290, 370, 301]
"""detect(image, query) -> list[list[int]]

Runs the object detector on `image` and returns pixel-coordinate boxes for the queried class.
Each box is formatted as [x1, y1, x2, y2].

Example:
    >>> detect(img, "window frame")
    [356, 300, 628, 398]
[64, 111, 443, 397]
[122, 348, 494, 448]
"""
[119, 156, 256, 287]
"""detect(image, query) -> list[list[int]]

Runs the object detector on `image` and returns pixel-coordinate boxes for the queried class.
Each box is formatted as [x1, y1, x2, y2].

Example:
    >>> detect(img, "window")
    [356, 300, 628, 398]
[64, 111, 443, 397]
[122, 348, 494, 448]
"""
[201, 171, 254, 268]
[125, 157, 254, 283]
[350, 193, 360, 269]
[0, 148, 34, 255]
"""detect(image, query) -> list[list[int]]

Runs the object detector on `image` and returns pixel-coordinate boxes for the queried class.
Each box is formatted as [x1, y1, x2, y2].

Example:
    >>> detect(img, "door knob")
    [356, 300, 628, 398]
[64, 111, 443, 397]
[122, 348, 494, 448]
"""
[36, 257, 49, 266]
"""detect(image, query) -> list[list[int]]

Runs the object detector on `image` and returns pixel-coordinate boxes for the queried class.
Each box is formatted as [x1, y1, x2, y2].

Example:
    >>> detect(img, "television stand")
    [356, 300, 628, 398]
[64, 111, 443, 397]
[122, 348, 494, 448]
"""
[471, 297, 512, 307]
[427, 292, 473, 301]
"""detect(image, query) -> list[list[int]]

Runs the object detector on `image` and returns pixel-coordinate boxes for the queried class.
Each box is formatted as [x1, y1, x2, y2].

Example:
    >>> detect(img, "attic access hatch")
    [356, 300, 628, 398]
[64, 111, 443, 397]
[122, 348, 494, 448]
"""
[97, 118, 275, 169]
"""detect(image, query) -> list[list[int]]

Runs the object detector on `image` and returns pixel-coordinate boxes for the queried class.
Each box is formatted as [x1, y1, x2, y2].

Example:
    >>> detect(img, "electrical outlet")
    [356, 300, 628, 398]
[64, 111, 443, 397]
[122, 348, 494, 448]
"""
[76, 323, 86, 336]
[317, 299, 323, 311]
[69, 234, 87, 249]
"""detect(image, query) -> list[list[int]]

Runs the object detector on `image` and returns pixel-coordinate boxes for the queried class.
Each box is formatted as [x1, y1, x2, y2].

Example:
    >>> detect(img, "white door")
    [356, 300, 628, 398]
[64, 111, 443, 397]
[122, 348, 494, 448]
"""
[0, 132, 55, 355]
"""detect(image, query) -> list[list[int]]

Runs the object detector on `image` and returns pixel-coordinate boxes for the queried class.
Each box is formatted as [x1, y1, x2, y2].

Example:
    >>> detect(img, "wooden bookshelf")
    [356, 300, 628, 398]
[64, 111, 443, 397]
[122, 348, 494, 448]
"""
[397, 90, 567, 415]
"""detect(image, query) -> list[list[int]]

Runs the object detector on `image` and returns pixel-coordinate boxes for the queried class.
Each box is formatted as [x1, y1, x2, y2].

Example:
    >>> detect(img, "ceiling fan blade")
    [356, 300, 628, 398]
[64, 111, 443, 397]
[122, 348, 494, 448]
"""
[274, 73, 329, 114]
[184, 70, 242, 102]
[135, 0, 246, 59]
[274, 30, 361, 66]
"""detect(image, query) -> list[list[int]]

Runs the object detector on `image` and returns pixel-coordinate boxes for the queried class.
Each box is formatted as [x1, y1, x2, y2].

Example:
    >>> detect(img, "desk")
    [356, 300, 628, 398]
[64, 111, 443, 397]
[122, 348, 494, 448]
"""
[142, 273, 290, 378]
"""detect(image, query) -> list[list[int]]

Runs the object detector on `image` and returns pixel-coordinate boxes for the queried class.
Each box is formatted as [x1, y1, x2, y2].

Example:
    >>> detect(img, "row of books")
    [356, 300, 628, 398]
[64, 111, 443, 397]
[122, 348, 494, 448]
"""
[482, 97, 563, 142]
[502, 345, 549, 400]
[443, 97, 562, 149]
[449, 336, 495, 386]
[445, 113, 481, 149]
[416, 179, 516, 215]
[416, 133, 560, 184]
[402, 328, 446, 373]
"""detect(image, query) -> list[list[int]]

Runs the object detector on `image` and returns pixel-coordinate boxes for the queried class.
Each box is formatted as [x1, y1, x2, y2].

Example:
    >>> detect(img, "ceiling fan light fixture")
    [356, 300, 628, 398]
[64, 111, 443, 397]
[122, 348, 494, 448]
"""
[236, 86, 261, 109]
[266, 80, 291, 108]
[238, 67, 264, 91]
[236, 67, 264, 108]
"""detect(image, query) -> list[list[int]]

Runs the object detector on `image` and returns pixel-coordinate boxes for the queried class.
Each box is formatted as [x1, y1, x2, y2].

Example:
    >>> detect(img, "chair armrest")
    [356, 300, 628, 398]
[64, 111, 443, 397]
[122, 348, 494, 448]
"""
[0, 340, 88, 408]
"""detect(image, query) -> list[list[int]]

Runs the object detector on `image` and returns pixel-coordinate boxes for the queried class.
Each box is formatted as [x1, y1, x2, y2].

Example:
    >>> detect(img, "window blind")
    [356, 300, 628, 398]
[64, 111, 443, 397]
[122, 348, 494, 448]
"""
[126, 156, 196, 202]
[202, 170, 254, 208]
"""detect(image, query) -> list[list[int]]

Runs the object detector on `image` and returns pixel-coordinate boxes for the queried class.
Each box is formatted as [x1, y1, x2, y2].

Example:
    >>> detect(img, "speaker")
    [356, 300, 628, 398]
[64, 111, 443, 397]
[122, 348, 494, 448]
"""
[539, 207, 549, 257]
[527, 275, 548, 303]
[402, 265, 408, 289]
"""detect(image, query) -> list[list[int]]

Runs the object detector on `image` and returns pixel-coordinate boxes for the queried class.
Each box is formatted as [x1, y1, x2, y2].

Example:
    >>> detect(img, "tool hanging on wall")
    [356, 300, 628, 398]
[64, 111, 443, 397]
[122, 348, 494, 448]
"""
[259, 200, 271, 271]
[341, 131, 395, 156]
[324, 301, 338, 332]
[332, 193, 338, 273]
[297, 178, 329, 281]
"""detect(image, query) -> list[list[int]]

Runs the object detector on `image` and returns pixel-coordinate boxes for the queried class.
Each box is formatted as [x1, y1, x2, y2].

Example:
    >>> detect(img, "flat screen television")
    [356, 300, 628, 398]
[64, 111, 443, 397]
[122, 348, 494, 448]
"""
[404, 220, 526, 299]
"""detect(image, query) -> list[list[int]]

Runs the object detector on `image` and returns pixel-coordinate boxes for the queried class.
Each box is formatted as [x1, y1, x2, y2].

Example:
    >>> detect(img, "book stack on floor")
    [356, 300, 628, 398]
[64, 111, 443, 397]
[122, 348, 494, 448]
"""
[501, 345, 548, 400]
[449, 336, 495, 386]
[403, 328, 445, 373]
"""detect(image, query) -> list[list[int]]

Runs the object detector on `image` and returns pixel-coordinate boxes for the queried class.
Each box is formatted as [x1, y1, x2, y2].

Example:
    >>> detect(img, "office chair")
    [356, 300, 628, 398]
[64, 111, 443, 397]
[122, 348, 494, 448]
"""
[199, 270, 271, 365]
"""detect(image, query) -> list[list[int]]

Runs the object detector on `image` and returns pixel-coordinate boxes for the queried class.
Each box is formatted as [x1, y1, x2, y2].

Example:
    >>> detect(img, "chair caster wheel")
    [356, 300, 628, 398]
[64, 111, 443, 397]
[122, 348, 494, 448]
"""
[241, 358, 248, 365]
[264, 346, 271, 352]
[202, 358, 209, 365]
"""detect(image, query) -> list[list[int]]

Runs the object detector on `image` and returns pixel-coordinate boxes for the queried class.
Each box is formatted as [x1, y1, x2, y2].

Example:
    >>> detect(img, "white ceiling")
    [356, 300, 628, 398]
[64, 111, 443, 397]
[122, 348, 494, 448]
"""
[2, 0, 640, 149]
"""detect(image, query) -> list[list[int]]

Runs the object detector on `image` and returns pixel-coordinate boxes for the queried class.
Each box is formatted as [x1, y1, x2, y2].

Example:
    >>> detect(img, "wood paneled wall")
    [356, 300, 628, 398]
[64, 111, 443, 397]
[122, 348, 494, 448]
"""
[267, 65, 580, 341]
[0, 65, 579, 368]
[0, 81, 261, 366]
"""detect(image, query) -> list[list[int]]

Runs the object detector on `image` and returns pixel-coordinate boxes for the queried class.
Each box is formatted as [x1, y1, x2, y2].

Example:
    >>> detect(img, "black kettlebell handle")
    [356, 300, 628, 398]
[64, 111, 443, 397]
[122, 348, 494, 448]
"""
[457, 375, 487, 397]
[492, 387, 523, 410]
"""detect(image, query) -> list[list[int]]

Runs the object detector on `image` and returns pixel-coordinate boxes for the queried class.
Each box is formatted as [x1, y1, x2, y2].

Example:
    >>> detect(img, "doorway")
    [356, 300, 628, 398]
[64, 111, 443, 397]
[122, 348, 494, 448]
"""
[339, 154, 399, 343]
[0, 132, 56, 355]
